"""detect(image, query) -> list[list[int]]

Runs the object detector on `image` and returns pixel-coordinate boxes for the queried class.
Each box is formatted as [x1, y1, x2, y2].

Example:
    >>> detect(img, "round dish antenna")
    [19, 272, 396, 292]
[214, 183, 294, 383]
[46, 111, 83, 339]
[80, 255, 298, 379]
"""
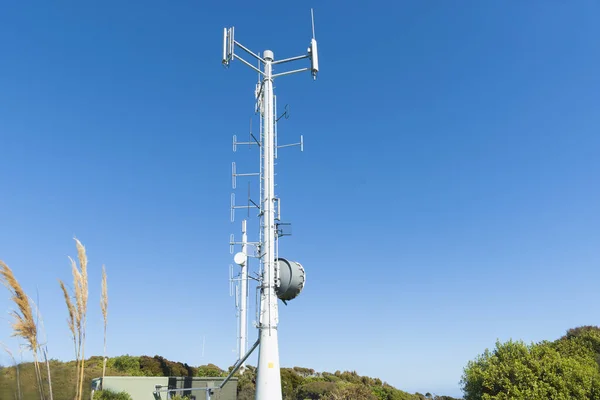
[234, 251, 246, 266]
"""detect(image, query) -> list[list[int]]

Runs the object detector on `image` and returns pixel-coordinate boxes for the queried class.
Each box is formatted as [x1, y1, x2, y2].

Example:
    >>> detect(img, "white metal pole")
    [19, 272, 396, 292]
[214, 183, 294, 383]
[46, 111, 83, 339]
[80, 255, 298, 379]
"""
[239, 219, 248, 373]
[255, 49, 282, 400]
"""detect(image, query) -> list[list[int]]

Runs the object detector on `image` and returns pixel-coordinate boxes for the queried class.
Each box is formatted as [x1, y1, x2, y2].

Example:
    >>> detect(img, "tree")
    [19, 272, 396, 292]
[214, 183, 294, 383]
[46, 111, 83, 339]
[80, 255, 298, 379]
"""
[295, 381, 337, 399]
[293, 366, 315, 378]
[196, 364, 225, 377]
[235, 366, 256, 400]
[138, 356, 162, 376]
[93, 389, 132, 400]
[280, 368, 302, 399]
[320, 384, 377, 400]
[461, 338, 600, 399]
[109, 355, 141, 375]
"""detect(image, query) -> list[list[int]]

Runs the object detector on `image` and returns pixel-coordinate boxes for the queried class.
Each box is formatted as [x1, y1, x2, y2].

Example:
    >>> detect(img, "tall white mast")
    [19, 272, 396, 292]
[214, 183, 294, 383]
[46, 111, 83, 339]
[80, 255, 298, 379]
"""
[239, 219, 248, 372]
[224, 9, 318, 400]
[255, 48, 280, 398]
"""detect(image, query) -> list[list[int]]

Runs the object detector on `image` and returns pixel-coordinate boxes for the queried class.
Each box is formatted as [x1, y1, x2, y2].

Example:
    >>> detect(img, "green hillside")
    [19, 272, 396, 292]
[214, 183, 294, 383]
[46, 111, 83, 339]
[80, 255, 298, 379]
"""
[0, 354, 459, 400]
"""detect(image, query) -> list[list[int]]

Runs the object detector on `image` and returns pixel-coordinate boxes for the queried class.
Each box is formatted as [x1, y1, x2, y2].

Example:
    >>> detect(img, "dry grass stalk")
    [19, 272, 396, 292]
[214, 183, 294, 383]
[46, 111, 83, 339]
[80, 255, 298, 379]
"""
[1, 342, 21, 400]
[30, 299, 54, 400]
[61, 238, 89, 400]
[101, 265, 108, 380]
[68, 255, 84, 400]
[58, 280, 77, 352]
[74, 238, 88, 400]
[69, 257, 83, 334]
[0, 261, 45, 400]
[0, 262, 38, 349]
[58, 279, 80, 396]
[59, 238, 90, 400]
[41, 346, 53, 400]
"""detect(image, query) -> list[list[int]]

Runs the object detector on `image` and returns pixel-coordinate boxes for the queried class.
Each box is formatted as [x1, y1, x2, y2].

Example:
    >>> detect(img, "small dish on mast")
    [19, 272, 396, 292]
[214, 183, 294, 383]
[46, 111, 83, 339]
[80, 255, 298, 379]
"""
[234, 251, 246, 266]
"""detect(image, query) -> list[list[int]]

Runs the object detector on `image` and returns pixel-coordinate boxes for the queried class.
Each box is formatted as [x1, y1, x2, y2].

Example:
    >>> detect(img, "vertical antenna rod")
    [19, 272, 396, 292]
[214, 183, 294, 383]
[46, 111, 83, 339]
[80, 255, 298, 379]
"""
[223, 10, 319, 400]
[311, 8, 316, 39]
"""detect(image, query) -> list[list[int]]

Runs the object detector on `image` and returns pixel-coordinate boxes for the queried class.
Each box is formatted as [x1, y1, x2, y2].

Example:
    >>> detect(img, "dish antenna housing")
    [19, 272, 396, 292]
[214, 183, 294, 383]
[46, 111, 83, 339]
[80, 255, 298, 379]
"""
[276, 258, 306, 301]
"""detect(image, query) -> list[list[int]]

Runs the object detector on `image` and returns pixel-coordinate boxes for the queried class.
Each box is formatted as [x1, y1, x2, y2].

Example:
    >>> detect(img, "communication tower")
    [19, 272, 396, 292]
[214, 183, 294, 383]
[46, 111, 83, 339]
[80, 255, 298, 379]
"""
[224, 9, 319, 400]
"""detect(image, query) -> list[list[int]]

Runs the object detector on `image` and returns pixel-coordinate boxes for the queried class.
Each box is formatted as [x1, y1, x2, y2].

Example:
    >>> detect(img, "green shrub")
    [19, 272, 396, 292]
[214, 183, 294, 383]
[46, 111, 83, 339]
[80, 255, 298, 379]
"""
[295, 380, 337, 399]
[93, 389, 133, 400]
[461, 338, 600, 399]
[320, 383, 378, 400]
[196, 363, 226, 377]
[108, 355, 142, 376]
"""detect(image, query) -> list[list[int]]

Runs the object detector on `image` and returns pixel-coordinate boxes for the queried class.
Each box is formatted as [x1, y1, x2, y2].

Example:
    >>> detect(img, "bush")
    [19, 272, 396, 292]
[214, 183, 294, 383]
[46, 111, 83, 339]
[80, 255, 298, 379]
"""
[295, 381, 337, 399]
[320, 383, 378, 400]
[461, 338, 600, 399]
[108, 355, 142, 376]
[196, 364, 226, 377]
[93, 389, 133, 400]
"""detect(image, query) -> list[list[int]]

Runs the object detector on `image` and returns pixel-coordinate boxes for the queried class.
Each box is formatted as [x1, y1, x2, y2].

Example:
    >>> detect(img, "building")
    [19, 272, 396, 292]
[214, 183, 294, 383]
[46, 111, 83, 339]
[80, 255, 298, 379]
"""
[91, 376, 238, 400]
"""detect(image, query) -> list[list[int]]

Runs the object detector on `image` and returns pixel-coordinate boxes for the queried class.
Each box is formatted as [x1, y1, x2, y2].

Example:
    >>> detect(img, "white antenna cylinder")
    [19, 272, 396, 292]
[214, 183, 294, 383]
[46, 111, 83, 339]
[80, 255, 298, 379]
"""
[310, 39, 319, 78]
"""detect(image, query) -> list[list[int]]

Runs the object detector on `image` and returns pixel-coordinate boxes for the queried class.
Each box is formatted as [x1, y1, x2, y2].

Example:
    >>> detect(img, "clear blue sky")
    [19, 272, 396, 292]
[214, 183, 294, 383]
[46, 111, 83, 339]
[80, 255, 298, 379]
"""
[1, 1, 599, 397]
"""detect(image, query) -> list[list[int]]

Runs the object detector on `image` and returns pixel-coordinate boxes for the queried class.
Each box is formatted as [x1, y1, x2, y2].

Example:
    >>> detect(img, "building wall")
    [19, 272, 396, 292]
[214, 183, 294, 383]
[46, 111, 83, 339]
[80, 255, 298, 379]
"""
[93, 376, 238, 400]
[100, 376, 167, 400]
[168, 377, 238, 400]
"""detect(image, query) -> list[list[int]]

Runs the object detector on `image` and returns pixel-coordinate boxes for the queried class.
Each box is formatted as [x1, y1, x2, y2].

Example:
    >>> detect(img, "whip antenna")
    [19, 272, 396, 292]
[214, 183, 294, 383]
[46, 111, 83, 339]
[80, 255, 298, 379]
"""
[311, 8, 316, 39]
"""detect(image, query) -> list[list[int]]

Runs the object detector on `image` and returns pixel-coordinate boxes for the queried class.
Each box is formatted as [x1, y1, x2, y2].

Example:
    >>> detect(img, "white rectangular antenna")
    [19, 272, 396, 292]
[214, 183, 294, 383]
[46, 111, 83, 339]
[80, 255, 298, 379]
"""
[309, 9, 319, 79]
[222, 28, 227, 64]
[310, 39, 319, 79]
[223, 27, 234, 66]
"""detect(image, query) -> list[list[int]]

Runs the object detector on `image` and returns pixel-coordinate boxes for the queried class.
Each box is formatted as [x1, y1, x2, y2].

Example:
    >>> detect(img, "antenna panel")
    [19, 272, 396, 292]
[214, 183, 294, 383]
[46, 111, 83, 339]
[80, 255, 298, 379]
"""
[222, 28, 227, 64]
[222, 27, 235, 66]
[309, 39, 319, 79]
[309, 8, 318, 79]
